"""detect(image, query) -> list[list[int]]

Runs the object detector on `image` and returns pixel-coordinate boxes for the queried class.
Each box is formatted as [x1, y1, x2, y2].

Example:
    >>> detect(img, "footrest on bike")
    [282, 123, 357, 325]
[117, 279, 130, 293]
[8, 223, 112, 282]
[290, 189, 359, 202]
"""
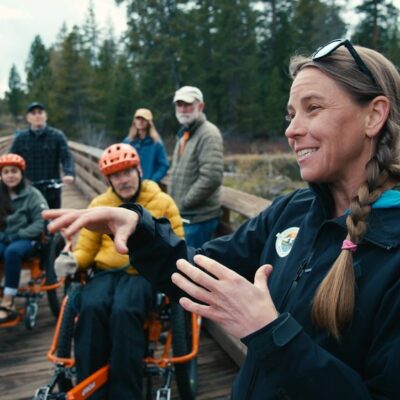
[156, 387, 171, 400]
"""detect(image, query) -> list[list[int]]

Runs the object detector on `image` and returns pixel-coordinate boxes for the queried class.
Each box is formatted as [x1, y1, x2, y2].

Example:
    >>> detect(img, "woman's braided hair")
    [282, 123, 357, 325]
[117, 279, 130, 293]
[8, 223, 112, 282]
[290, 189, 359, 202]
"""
[289, 46, 400, 338]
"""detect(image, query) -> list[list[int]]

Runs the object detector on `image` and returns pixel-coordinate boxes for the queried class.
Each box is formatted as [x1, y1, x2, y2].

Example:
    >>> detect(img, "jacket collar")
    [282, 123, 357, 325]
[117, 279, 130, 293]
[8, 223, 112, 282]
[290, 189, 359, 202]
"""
[29, 124, 48, 136]
[177, 112, 206, 138]
[309, 183, 400, 249]
[133, 136, 153, 145]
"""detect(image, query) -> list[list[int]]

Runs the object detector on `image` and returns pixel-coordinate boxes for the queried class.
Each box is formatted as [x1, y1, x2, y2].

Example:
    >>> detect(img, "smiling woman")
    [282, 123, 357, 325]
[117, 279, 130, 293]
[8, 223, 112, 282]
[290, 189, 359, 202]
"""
[0, 153, 48, 323]
[43, 39, 400, 400]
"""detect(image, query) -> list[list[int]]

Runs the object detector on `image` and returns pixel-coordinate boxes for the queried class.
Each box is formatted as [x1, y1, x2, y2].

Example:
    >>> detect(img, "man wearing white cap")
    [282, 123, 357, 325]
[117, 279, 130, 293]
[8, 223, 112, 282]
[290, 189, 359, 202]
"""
[170, 85, 224, 247]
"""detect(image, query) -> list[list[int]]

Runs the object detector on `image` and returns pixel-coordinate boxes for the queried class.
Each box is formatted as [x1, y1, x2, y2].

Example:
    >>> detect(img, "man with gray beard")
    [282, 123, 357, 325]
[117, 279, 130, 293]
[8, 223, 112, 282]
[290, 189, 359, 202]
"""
[169, 86, 224, 247]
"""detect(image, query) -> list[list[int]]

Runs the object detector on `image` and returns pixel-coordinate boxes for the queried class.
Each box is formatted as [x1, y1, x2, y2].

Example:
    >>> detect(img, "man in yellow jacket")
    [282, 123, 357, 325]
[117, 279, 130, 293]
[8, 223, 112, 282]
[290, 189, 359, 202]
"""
[55, 143, 183, 400]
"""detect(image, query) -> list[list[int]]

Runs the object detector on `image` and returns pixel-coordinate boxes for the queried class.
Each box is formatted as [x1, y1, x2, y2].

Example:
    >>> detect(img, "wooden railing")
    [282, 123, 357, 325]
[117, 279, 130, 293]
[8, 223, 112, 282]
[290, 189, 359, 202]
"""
[1, 136, 273, 365]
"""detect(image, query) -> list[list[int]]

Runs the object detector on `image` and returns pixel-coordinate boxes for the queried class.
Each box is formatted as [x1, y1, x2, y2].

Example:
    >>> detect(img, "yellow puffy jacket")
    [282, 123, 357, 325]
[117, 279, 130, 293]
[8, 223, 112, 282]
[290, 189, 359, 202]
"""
[74, 181, 184, 273]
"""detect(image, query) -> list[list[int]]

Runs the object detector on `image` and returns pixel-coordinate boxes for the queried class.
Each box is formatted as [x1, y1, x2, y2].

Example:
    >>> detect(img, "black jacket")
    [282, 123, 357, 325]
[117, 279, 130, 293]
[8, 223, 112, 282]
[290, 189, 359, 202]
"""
[10, 125, 75, 182]
[126, 184, 400, 400]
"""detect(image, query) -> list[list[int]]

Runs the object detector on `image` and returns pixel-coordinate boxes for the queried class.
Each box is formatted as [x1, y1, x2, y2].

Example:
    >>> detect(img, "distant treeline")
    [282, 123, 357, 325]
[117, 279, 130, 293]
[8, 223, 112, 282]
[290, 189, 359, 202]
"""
[2, 0, 400, 144]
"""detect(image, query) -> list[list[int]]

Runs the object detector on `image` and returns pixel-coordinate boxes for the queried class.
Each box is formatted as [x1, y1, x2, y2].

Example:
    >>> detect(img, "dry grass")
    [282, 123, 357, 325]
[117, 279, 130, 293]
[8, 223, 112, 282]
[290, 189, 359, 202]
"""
[223, 153, 306, 201]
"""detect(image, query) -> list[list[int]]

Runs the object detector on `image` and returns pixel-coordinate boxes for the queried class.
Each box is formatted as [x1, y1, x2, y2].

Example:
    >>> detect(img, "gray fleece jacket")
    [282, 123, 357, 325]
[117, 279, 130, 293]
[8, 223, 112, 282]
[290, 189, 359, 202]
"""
[169, 113, 224, 223]
[0, 185, 48, 240]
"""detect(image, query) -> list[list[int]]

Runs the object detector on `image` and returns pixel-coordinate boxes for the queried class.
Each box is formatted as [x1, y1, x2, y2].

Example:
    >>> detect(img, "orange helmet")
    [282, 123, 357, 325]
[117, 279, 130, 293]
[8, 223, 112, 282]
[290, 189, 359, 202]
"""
[99, 143, 141, 177]
[0, 153, 26, 171]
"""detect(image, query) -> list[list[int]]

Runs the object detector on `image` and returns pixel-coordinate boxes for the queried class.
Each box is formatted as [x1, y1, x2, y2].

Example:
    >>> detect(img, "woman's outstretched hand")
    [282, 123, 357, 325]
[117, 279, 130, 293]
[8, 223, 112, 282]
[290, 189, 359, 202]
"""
[42, 207, 140, 254]
[172, 254, 279, 339]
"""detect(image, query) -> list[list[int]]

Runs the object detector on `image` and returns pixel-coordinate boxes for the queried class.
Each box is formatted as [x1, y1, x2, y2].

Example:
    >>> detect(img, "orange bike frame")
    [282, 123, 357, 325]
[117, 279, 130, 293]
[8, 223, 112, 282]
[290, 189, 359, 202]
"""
[47, 295, 202, 399]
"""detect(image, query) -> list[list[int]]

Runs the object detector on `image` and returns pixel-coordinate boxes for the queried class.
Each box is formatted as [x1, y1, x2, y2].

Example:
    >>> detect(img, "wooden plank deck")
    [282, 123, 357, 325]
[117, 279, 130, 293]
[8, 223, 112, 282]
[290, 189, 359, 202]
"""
[0, 184, 239, 400]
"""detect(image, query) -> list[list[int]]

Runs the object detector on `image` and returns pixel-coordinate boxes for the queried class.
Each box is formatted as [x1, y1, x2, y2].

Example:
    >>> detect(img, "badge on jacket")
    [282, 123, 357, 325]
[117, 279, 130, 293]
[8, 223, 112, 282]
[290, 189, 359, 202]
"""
[275, 227, 299, 257]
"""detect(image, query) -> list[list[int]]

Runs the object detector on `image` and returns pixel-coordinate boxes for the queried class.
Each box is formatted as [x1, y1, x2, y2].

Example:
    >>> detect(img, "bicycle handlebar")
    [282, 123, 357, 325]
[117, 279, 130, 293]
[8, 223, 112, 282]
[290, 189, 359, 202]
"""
[31, 179, 63, 190]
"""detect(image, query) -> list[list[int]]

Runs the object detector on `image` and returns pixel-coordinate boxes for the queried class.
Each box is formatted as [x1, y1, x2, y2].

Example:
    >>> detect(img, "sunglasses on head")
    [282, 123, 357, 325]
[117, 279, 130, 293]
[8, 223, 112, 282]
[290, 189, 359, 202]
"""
[312, 39, 377, 86]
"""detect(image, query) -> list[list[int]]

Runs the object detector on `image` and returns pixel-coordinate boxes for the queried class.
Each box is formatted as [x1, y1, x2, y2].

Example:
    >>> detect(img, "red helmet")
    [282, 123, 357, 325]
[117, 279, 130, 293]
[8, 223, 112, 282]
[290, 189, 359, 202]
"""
[99, 143, 141, 177]
[0, 153, 26, 171]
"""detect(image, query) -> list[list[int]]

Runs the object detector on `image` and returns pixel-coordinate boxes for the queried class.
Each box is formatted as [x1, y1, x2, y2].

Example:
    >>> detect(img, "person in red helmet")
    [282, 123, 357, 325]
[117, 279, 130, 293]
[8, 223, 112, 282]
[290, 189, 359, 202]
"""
[0, 154, 48, 323]
[54, 143, 183, 399]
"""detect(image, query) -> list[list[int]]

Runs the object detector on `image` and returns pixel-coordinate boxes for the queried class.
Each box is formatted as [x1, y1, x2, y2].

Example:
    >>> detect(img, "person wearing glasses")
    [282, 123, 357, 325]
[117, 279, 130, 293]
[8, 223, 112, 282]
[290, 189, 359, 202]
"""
[43, 39, 400, 399]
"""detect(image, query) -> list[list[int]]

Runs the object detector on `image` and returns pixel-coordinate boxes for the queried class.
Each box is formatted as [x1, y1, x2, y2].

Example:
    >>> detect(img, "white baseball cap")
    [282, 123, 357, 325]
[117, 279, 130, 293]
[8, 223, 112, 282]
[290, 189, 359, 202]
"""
[173, 86, 204, 103]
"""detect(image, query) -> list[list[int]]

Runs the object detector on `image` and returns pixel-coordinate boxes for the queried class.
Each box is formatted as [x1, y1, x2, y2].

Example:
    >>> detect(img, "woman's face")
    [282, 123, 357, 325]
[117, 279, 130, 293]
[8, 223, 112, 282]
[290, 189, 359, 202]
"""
[134, 116, 149, 131]
[285, 67, 371, 187]
[1, 166, 23, 190]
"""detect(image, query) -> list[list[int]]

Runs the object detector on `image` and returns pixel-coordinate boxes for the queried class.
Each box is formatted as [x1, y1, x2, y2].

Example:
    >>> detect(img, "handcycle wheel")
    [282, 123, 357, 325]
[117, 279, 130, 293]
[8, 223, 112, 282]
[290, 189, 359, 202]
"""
[56, 289, 79, 392]
[45, 232, 65, 317]
[171, 302, 198, 400]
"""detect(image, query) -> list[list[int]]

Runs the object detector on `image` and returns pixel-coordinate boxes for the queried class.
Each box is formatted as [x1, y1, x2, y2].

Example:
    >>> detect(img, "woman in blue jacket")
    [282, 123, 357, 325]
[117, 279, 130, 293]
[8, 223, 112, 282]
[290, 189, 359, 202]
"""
[0, 154, 48, 323]
[123, 108, 169, 183]
[45, 40, 400, 399]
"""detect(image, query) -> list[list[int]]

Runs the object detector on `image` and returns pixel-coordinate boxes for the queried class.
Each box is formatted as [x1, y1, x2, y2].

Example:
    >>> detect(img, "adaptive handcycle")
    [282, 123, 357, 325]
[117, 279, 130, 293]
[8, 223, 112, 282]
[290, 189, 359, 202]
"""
[0, 179, 66, 329]
[0, 230, 65, 329]
[33, 276, 201, 400]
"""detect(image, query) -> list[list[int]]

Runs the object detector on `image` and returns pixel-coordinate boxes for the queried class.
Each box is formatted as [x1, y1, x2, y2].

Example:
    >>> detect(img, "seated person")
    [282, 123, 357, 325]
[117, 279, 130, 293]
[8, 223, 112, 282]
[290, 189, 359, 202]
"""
[55, 143, 183, 399]
[0, 154, 48, 323]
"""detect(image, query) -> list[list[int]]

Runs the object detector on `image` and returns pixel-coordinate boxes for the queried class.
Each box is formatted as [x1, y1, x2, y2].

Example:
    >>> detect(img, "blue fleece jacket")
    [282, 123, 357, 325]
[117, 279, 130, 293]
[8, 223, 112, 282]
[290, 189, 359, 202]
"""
[122, 136, 169, 183]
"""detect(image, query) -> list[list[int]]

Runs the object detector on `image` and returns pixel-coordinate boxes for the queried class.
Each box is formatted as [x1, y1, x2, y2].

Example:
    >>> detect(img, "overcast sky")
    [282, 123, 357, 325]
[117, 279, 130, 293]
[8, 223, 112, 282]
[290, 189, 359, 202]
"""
[0, 1, 399, 98]
[0, 0, 127, 96]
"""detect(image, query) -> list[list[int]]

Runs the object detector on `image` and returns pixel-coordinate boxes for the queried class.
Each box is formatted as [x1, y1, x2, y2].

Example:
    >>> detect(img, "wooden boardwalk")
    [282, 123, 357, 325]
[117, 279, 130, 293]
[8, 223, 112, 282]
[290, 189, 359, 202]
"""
[0, 184, 238, 400]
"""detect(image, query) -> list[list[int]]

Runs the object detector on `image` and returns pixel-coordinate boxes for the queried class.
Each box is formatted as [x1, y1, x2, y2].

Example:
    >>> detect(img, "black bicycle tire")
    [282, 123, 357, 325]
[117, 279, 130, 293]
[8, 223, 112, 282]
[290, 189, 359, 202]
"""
[171, 302, 198, 400]
[56, 292, 78, 393]
[45, 233, 65, 317]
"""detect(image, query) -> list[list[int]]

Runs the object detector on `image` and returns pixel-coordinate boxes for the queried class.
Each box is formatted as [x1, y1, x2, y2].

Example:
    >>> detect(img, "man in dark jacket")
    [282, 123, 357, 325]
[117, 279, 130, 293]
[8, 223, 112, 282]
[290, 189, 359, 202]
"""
[10, 102, 75, 208]
[170, 86, 224, 247]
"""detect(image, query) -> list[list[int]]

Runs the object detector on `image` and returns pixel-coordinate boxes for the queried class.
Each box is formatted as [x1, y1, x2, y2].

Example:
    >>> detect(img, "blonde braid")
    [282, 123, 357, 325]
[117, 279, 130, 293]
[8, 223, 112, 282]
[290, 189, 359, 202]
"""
[312, 151, 391, 338]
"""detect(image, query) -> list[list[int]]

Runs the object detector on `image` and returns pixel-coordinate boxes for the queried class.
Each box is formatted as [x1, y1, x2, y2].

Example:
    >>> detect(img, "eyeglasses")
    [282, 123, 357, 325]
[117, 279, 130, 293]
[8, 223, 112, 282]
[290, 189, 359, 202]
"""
[312, 39, 377, 86]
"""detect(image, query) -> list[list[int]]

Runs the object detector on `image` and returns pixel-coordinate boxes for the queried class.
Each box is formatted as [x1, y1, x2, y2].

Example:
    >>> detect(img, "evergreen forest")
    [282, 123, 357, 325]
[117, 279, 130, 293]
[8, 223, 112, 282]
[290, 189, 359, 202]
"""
[2, 0, 400, 146]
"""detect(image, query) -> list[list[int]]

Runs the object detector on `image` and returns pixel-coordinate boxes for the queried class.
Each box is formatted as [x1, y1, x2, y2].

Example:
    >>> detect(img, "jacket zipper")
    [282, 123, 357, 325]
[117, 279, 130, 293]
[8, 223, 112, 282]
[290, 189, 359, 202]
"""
[244, 364, 259, 400]
[279, 260, 308, 311]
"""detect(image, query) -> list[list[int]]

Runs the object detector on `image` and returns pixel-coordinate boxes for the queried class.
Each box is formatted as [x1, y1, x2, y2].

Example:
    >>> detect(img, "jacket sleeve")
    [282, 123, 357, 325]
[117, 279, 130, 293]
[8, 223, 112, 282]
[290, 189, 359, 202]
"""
[126, 203, 271, 299]
[163, 196, 184, 239]
[182, 131, 223, 209]
[151, 142, 169, 183]
[238, 278, 400, 400]
[58, 131, 75, 177]
[17, 190, 48, 239]
[9, 134, 21, 153]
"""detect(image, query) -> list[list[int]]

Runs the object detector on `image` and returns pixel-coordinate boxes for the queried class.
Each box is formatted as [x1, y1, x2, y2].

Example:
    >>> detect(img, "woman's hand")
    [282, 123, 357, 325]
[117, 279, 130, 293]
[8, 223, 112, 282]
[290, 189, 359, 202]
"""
[172, 254, 279, 339]
[42, 207, 139, 254]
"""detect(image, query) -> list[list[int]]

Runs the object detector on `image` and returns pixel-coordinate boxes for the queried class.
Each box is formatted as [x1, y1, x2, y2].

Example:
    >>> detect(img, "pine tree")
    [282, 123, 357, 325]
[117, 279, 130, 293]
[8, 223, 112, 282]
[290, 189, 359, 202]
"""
[82, 0, 101, 66]
[25, 35, 52, 106]
[5, 65, 25, 120]
[291, 0, 346, 54]
[93, 33, 119, 133]
[50, 26, 94, 137]
[352, 0, 399, 53]
[264, 66, 287, 137]
[108, 54, 135, 140]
